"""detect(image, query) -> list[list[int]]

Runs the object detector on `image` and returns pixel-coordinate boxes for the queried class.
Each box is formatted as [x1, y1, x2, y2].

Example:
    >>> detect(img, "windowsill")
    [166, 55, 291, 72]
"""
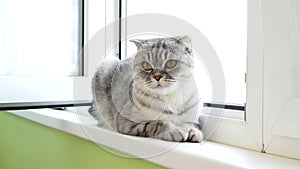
[8, 109, 300, 169]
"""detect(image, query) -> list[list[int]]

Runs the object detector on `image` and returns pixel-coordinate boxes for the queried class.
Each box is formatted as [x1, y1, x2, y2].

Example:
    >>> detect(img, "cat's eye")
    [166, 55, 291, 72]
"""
[165, 60, 178, 69]
[142, 62, 153, 71]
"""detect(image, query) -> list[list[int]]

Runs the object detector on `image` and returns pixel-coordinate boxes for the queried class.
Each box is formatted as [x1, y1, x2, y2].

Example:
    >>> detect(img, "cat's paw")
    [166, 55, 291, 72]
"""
[187, 127, 203, 142]
[164, 127, 189, 142]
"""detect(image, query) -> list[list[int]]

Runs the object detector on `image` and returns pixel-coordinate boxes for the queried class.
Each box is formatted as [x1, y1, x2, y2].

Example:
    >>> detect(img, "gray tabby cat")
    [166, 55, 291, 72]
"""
[89, 36, 203, 142]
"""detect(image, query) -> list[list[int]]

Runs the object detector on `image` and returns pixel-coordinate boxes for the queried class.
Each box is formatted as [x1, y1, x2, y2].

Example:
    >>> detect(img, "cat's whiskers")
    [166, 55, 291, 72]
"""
[164, 79, 176, 82]
[145, 80, 153, 85]
[138, 87, 150, 97]
[172, 77, 191, 82]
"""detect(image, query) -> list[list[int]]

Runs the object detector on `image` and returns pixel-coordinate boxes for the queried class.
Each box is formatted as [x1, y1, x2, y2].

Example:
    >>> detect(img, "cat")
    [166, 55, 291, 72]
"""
[89, 36, 203, 142]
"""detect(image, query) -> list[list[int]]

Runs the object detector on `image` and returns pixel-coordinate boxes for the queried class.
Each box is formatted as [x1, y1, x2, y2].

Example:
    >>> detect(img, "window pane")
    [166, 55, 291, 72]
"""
[126, 0, 247, 105]
[0, 0, 82, 76]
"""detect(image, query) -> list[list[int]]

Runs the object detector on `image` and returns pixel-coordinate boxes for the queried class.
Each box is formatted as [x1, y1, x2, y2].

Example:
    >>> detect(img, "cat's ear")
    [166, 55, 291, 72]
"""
[175, 36, 192, 54]
[174, 35, 191, 46]
[129, 39, 145, 49]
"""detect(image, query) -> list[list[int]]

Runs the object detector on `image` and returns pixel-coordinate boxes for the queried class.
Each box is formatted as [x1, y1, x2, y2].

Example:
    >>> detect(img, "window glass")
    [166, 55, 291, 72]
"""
[125, 0, 247, 105]
[0, 0, 82, 76]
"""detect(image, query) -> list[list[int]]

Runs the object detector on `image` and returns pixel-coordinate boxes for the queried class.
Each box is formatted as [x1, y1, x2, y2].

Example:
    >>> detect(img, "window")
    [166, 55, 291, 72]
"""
[262, 0, 300, 160]
[0, 0, 88, 109]
[0, 0, 83, 76]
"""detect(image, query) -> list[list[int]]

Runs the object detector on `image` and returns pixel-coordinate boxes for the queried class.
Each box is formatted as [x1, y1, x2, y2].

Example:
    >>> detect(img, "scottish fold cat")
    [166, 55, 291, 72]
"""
[89, 36, 203, 142]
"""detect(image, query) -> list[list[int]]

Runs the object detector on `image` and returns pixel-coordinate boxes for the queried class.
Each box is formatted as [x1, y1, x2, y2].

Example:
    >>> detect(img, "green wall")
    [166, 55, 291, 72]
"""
[0, 112, 164, 169]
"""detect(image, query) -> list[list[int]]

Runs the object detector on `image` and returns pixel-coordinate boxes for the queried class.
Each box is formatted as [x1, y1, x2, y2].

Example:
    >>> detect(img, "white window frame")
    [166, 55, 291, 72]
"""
[0, 0, 120, 110]
[0, 0, 92, 108]
[261, 0, 300, 160]
[208, 0, 264, 151]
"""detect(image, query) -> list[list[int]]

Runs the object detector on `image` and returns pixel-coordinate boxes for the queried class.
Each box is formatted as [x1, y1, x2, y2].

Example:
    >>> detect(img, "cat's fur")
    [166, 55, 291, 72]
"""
[89, 36, 203, 142]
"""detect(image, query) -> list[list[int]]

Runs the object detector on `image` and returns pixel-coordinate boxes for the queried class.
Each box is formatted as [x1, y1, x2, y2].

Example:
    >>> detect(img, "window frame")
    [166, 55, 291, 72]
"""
[205, 0, 263, 151]
[261, 0, 300, 160]
[0, 0, 120, 110]
[0, 0, 92, 109]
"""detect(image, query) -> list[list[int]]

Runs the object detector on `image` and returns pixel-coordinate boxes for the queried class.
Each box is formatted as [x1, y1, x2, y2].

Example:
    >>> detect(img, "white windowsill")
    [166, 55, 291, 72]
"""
[8, 109, 300, 169]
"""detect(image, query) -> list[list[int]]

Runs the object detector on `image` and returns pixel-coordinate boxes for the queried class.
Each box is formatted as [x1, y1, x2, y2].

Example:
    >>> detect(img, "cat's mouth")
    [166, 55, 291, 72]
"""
[155, 84, 163, 88]
[148, 82, 163, 89]
[154, 83, 169, 89]
[153, 80, 176, 89]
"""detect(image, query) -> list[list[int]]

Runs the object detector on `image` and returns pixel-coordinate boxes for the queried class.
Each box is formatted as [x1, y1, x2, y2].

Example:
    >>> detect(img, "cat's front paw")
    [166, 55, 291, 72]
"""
[165, 127, 189, 142]
[187, 127, 203, 142]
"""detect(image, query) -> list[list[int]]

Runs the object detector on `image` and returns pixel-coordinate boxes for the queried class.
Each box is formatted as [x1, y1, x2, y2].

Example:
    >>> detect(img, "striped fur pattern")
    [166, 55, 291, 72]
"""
[89, 36, 203, 142]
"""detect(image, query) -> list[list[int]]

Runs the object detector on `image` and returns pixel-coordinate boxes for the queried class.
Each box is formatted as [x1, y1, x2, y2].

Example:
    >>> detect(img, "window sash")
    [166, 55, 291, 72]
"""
[0, 0, 88, 109]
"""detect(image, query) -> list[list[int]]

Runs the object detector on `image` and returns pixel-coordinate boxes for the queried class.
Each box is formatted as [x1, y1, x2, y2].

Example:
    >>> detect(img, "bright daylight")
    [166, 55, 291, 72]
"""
[0, 0, 300, 169]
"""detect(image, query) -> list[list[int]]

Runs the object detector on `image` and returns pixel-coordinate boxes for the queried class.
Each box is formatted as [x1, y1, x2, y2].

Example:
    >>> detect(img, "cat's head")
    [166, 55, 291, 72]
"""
[131, 36, 194, 94]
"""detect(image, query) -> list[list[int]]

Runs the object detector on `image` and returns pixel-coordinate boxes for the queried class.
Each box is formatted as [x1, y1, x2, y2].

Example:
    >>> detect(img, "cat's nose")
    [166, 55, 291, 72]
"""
[153, 75, 162, 81]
